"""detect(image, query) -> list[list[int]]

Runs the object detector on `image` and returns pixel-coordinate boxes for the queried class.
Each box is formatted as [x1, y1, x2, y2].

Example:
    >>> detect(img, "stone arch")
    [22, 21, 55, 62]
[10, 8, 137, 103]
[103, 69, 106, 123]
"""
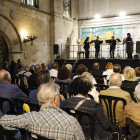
[0, 14, 23, 63]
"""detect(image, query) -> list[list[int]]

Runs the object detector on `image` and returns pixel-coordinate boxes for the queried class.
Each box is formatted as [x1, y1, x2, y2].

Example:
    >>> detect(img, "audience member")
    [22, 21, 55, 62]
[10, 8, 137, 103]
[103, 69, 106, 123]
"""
[17, 59, 24, 70]
[18, 64, 32, 87]
[28, 69, 51, 104]
[113, 64, 125, 81]
[134, 67, 140, 81]
[0, 70, 27, 114]
[90, 62, 103, 77]
[122, 66, 131, 75]
[41, 63, 47, 70]
[100, 73, 133, 121]
[118, 84, 140, 127]
[82, 72, 99, 102]
[28, 64, 41, 89]
[9, 63, 18, 77]
[49, 62, 58, 77]
[55, 65, 72, 93]
[0, 83, 85, 140]
[66, 64, 75, 79]
[122, 68, 138, 90]
[2, 61, 9, 72]
[63, 77, 112, 140]
[73, 64, 88, 79]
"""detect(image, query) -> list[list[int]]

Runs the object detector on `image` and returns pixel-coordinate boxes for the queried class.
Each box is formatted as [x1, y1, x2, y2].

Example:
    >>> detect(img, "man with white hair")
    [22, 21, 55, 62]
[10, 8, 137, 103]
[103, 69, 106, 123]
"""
[118, 84, 140, 127]
[18, 63, 32, 87]
[0, 70, 27, 114]
[66, 64, 75, 79]
[0, 83, 85, 140]
[100, 73, 133, 121]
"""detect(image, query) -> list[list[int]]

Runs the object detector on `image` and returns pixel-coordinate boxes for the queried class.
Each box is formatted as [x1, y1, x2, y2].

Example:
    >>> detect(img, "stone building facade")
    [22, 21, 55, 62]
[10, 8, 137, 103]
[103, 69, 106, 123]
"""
[0, 0, 79, 67]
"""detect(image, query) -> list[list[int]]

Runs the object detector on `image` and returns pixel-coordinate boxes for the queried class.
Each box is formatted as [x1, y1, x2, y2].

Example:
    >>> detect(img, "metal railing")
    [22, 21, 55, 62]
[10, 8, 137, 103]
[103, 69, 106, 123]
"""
[59, 44, 137, 59]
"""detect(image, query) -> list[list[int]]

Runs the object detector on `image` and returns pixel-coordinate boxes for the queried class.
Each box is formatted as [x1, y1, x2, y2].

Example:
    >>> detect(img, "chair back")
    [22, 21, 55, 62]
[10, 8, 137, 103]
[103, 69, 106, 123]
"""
[63, 108, 94, 140]
[12, 98, 28, 115]
[18, 74, 29, 87]
[11, 76, 23, 86]
[99, 95, 127, 124]
[121, 86, 137, 102]
[28, 103, 40, 112]
[0, 97, 15, 114]
[95, 84, 109, 92]
[95, 78, 104, 84]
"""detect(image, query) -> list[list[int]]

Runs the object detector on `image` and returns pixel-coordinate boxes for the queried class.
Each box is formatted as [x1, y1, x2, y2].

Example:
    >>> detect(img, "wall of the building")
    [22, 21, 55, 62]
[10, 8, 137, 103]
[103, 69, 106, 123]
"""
[0, 0, 79, 66]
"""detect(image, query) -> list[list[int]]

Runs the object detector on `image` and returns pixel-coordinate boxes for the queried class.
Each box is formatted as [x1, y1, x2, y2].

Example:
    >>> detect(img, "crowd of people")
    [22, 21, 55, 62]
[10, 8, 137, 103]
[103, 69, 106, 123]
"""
[0, 59, 140, 140]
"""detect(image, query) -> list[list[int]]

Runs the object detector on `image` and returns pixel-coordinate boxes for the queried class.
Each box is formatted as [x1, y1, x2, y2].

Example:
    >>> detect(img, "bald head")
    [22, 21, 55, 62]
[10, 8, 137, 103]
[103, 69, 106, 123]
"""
[109, 73, 122, 87]
[93, 62, 100, 69]
[0, 70, 11, 83]
[35, 64, 41, 73]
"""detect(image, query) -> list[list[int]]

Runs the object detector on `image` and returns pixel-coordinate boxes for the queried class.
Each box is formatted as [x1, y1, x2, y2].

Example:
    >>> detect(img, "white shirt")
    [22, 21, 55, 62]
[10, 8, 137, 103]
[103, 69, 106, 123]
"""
[49, 69, 58, 77]
[103, 69, 114, 85]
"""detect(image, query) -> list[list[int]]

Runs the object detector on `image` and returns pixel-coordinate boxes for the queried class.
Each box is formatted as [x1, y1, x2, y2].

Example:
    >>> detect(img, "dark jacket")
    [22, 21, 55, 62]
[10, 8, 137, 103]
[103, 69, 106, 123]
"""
[63, 97, 112, 140]
[28, 73, 38, 89]
[90, 69, 103, 77]
[84, 41, 92, 50]
[28, 89, 63, 108]
[126, 36, 133, 42]
[122, 80, 138, 91]
[0, 82, 27, 114]
[110, 39, 116, 49]
[95, 39, 100, 49]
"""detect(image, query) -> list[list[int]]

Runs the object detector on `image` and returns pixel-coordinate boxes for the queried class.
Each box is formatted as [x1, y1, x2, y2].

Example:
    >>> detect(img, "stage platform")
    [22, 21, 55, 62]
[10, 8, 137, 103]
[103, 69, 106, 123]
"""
[55, 58, 140, 73]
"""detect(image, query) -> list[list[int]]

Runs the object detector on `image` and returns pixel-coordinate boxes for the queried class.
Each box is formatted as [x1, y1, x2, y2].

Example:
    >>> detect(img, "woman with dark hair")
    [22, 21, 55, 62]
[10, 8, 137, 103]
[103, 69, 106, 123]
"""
[84, 37, 93, 59]
[55, 65, 72, 93]
[63, 77, 112, 140]
[9, 63, 18, 77]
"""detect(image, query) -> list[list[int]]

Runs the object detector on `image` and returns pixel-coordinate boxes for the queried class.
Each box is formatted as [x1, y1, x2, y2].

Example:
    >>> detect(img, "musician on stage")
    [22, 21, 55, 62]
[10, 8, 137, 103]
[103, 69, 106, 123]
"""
[110, 36, 116, 58]
[84, 37, 93, 59]
[95, 36, 100, 58]
[125, 33, 133, 59]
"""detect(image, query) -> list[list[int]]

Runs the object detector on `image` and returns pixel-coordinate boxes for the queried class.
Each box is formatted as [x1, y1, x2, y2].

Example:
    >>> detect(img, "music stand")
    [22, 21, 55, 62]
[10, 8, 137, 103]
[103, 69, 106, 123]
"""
[116, 38, 121, 42]
[99, 40, 103, 44]
[105, 40, 112, 43]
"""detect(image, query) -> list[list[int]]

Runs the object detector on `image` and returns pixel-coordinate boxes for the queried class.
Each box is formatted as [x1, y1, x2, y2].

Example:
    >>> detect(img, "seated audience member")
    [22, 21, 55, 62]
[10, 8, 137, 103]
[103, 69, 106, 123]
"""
[55, 65, 72, 93]
[73, 64, 88, 79]
[100, 73, 133, 121]
[113, 64, 125, 81]
[17, 59, 24, 70]
[28, 64, 41, 89]
[28, 69, 64, 108]
[49, 62, 58, 77]
[134, 67, 140, 81]
[82, 72, 99, 102]
[122, 68, 138, 90]
[28, 69, 51, 104]
[63, 77, 112, 140]
[2, 61, 9, 72]
[66, 64, 75, 79]
[103, 62, 114, 80]
[0, 83, 85, 140]
[118, 84, 140, 127]
[18, 64, 32, 87]
[41, 63, 47, 70]
[0, 70, 27, 114]
[122, 66, 131, 75]
[90, 62, 103, 77]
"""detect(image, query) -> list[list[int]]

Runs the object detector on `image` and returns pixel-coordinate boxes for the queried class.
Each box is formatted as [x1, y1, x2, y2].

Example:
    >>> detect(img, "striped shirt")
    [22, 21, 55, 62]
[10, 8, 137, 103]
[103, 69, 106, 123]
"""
[0, 105, 85, 140]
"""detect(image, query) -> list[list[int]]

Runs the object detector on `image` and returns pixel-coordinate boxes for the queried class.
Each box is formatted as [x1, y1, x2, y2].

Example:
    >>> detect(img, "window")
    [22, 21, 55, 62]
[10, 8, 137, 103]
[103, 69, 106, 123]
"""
[22, 0, 39, 8]
[63, 0, 71, 18]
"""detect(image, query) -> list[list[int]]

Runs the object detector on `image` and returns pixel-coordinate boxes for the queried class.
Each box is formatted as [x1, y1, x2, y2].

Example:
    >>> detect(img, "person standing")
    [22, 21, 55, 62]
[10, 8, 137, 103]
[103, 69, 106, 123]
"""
[110, 36, 116, 58]
[125, 33, 133, 59]
[95, 36, 100, 58]
[84, 37, 92, 59]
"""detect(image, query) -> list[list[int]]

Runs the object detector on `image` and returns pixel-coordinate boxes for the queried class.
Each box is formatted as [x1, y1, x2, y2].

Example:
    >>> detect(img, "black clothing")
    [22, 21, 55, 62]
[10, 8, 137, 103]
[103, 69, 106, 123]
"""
[84, 41, 92, 59]
[110, 39, 116, 58]
[90, 69, 103, 77]
[126, 36, 133, 59]
[63, 97, 112, 140]
[95, 39, 100, 58]
[28, 73, 38, 89]
[122, 80, 138, 91]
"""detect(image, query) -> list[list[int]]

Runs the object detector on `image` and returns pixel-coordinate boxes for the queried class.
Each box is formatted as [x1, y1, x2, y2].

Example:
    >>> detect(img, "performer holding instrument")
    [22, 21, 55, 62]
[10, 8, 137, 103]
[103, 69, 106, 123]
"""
[84, 37, 93, 59]
[110, 36, 116, 58]
[95, 36, 100, 58]
[123, 33, 133, 59]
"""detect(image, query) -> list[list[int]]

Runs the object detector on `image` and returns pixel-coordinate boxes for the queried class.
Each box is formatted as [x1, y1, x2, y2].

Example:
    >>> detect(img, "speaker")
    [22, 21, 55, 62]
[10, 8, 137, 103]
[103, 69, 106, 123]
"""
[136, 41, 140, 53]
[53, 44, 59, 54]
